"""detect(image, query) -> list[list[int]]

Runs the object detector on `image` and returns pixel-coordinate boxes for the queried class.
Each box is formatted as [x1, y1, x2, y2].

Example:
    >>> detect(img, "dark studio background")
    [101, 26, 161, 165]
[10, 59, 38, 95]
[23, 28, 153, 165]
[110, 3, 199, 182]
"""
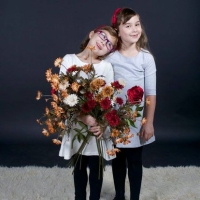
[0, 0, 200, 167]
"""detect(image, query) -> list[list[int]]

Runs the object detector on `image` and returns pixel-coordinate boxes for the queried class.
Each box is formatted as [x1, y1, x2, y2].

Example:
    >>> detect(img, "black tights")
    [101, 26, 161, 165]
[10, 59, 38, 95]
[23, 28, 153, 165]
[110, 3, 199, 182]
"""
[73, 155, 103, 200]
[112, 147, 143, 200]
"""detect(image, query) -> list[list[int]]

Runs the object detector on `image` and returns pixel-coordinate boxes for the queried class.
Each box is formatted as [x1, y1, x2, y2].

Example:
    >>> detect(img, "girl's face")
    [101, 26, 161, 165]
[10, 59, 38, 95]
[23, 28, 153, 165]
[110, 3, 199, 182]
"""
[118, 15, 142, 45]
[88, 30, 116, 56]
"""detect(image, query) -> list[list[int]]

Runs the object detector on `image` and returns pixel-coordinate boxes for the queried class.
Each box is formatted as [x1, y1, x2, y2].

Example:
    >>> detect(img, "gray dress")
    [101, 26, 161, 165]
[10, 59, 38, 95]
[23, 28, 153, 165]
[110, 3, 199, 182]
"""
[105, 50, 156, 148]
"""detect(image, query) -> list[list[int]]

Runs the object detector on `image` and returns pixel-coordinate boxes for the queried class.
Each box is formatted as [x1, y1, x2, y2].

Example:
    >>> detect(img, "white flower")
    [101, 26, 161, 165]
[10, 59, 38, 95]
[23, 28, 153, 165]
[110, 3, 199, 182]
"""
[117, 89, 122, 94]
[63, 94, 78, 107]
[118, 78, 126, 87]
[112, 96, 117, 103]
[59, 80, 70, 90]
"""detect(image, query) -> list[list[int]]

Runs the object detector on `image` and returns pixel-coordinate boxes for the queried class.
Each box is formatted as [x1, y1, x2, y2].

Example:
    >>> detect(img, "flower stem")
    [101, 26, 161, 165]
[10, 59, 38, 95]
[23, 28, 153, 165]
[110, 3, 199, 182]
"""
[67, 132, 92, 171]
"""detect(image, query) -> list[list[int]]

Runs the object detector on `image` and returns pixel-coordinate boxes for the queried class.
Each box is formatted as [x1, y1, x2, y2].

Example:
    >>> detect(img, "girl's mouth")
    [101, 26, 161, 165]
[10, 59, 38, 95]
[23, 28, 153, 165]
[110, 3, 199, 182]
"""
[96, 42, 102, 50]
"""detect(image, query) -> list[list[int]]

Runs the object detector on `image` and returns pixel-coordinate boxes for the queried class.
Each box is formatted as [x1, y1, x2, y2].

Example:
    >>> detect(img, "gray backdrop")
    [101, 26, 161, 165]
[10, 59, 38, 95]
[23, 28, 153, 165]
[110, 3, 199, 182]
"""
[1, 0, 200, 144]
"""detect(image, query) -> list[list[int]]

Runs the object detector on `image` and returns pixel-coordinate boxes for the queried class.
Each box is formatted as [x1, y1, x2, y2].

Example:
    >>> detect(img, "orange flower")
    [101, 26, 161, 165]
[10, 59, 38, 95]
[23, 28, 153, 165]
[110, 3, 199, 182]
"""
[52, 139, 62, 145]
[55, 110, 61, 118]
[42, 128, 49, 137]
[123, 127, 130, 134]
[146, 97, 150, 106]
[110, 129, 120, 137]
[48, 126, 55, 134]
[45, 119, 55, 133]
[45, 69, 52, 82]
[123, 139, 131, 145]
[101, 85, 114, 98]
[106, 148, 120, 156]
[51, 82, 58, 90]
[71, 82, 81, 92]
[127, 133, 134, 139]
[51, 102, 58, 109]
[87, 45, 95, 51]
[54, 57, 63, 67]
[52, 94, 58, 102]
[141, 117, 147, 125]
[36, 91, 42, 100]
[60, 90, 68, 98]
[45, 107, 50, 115]
[36, 119, 42, 125]
[115, 138, 123, 144]
[133, 111, 138, 117]
[57, 121, 66, 129]
[94, 93, 103, 102]
[57, 106, 65, 113]
[82, 64, 92, 73]
[90, 78, 105, 91]
[51, 74, 60, 85]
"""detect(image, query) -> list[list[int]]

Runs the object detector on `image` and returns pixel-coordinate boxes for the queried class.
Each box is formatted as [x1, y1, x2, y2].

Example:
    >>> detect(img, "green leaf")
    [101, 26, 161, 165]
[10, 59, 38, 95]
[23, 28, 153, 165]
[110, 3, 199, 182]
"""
[136, 106, 144, 111]
[129, 120, 136, 128]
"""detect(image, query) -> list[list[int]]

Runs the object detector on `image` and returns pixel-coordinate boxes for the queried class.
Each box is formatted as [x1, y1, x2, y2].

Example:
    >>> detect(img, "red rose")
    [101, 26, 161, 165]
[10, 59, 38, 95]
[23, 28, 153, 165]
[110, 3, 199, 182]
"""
[85, 92, 93, 100]
[67, 65, 77, 73]
[111, 81, 124, 89]
[81, 100, 96, 113]
[88, 99, 96, 109]
[81, 102, 92, 113]
[100, 97, 111, 110]
[51, 89, 56, 94]
[104, 110, 120, 127]
[127, 86, 144, 104]
[116, 97, 123, 105]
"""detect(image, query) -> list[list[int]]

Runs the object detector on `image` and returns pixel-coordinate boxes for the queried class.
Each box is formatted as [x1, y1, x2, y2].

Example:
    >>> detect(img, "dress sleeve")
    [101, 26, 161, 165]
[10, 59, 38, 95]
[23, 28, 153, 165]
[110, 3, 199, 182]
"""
[59, 54, 72, 75]
[144, 54, 157, 96]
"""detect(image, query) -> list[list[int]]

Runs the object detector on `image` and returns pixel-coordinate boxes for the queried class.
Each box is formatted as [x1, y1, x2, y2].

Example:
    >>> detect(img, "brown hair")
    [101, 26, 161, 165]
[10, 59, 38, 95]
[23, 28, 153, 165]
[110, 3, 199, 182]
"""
[112, 8, 149, 51]
[79, 25, 118, 59]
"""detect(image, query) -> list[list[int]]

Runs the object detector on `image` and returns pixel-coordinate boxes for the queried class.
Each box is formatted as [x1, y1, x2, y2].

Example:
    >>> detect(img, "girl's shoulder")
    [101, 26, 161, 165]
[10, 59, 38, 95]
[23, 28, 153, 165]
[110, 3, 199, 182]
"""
[99, 59, 113, 69]
[63, 53, 76, 60]
[140, 48, 152, 56]
[140, 48, 155, 61]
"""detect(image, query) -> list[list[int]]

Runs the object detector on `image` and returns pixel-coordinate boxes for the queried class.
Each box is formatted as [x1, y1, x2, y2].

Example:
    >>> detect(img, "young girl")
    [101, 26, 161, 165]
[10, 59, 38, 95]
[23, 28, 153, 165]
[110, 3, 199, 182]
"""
[59, 25, 118, 200]
[105, 8, 157, 200]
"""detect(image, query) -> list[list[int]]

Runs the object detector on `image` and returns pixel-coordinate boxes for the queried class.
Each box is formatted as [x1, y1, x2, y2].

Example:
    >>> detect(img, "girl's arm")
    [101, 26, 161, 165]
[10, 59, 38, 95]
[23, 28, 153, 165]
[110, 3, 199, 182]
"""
[139, 95, 156, 140]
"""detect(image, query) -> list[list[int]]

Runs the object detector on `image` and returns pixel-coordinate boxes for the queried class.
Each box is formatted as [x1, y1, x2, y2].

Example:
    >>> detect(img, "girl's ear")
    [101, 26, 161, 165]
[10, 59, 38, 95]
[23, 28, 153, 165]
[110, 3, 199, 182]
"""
[89, 31, 95, 39]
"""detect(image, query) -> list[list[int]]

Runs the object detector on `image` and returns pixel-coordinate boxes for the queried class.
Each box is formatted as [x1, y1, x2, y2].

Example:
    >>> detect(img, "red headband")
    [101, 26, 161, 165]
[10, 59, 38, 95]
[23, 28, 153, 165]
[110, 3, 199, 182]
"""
[111, 8, 122, 26]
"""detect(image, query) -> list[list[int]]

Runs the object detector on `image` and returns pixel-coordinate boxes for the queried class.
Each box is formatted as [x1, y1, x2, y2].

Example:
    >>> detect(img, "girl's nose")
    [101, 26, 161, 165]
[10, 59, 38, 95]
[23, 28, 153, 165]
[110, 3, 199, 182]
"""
[101, 40, 106, 46]
[132, 27, 137, 32]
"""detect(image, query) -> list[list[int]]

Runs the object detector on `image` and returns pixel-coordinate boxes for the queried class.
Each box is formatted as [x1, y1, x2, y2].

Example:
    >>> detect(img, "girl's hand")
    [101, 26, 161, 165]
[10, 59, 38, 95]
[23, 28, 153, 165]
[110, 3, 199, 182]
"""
[89, 126, 104, 139]
[78, 115, 97, 127]
[139, 123, 154, 141]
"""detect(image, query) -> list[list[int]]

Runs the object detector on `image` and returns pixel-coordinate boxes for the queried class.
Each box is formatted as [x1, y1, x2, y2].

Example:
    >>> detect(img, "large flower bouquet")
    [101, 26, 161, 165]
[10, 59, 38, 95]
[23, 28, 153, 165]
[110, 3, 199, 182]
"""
[36, 54, 149, 168]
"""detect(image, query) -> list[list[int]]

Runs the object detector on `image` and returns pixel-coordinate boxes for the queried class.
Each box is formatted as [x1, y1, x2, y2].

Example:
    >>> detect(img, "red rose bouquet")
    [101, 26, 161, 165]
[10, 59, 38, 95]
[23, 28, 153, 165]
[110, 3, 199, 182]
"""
[36, 55, 149, 169]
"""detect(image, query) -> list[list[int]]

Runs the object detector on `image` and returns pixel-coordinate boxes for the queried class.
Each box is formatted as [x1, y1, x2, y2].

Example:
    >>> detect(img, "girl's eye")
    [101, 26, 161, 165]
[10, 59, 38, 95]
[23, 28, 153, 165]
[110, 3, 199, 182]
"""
[101, 33, 107, 40]
[107, 42, 113, 49]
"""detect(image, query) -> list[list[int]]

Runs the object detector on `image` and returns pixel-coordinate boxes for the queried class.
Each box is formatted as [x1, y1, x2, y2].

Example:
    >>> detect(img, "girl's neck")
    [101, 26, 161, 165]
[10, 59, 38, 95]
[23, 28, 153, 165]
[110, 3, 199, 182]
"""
[76, 50, 101, 64]
[119, 42, 140, 57]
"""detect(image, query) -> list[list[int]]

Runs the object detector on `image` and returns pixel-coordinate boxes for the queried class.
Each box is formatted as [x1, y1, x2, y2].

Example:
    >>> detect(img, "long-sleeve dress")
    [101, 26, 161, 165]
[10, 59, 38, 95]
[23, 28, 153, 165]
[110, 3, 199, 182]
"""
[105, 49, 157, 148]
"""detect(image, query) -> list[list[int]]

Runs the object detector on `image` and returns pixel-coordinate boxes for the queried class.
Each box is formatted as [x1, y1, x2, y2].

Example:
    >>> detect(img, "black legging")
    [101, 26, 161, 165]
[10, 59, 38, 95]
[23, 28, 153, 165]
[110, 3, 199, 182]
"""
[112, 147, 143, 200]
[73, 155, 103, 200]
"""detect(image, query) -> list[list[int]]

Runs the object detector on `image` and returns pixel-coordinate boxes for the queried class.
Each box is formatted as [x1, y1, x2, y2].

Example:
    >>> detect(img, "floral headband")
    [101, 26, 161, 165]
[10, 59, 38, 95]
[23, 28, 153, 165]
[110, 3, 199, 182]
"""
[111, 8, 122, 27]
